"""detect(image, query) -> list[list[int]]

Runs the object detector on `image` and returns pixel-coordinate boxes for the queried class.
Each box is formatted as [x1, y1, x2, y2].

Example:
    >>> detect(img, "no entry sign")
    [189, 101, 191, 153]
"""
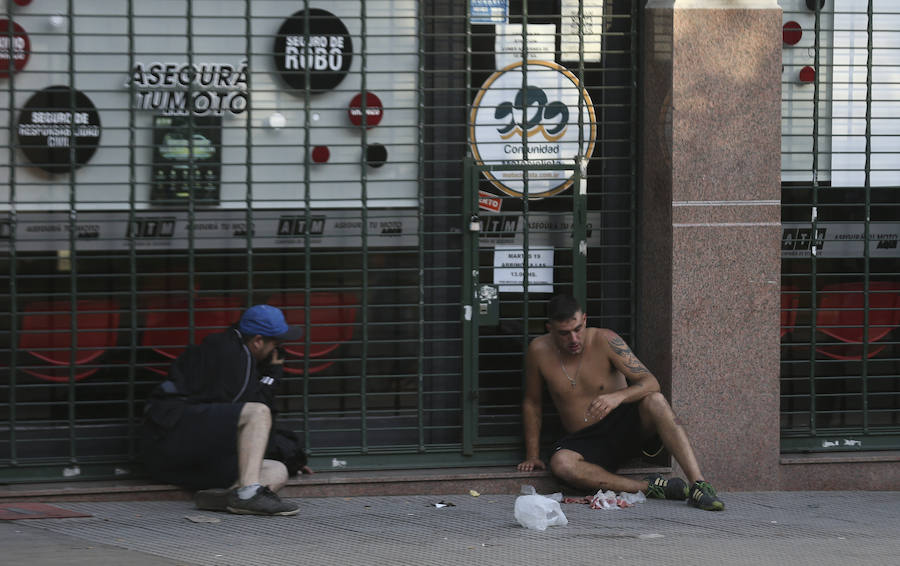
[348, 92, 383, 128]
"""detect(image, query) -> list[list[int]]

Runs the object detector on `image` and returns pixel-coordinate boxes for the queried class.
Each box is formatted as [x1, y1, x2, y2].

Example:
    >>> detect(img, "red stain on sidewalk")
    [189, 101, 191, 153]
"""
[0, 502, 91, 520]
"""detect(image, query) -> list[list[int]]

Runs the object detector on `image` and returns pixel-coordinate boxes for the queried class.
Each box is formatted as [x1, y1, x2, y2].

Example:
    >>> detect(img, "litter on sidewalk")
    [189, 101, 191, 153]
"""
[184, 515, 221, 524]
[514, 485, 568, 531]
[563, 490, 646, 510]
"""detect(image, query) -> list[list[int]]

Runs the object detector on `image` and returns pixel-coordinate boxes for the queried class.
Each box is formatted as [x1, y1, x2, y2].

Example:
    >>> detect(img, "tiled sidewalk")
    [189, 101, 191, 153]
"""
[4, 491, 899, 566]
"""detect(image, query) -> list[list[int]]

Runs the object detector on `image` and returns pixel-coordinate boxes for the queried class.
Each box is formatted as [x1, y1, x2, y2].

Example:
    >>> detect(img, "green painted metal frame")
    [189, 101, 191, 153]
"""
[461, 159, 584, 455]
[780, 0, 900, 452]
[1, 0, 639, 482]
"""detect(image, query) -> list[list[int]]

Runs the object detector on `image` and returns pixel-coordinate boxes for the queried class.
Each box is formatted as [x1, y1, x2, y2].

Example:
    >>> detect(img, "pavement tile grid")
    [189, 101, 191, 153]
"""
[17, 492, 900, 566]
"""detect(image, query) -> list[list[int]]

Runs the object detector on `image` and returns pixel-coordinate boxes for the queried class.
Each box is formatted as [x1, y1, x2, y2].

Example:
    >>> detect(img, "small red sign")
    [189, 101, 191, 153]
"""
[311, 145, 330, 163]
[0, 20, 30, 78]
[348, 92, 384, 128]
[478, 190, 502, 213]
[799, 66, 816, 83]
[782, 21, 802, 46]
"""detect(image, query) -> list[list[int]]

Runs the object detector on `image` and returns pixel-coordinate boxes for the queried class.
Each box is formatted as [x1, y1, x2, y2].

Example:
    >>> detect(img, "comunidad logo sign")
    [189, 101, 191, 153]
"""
[469, 60, 596, 198]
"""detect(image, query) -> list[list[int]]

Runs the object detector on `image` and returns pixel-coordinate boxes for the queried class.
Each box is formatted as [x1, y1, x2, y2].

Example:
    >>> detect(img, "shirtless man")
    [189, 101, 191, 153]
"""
[517, 294, 724, 511]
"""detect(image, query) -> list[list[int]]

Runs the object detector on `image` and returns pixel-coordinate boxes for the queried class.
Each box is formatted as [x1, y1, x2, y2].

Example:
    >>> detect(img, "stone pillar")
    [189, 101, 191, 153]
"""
[638, 0, 783, 490]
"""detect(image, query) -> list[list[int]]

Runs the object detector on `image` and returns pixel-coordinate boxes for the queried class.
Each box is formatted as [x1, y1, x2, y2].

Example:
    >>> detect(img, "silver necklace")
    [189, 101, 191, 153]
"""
[558, 349, 582, 388]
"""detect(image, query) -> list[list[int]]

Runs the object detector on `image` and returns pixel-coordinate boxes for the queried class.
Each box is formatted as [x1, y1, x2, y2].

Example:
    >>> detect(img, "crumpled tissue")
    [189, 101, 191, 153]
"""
[563, 489, 646, 510]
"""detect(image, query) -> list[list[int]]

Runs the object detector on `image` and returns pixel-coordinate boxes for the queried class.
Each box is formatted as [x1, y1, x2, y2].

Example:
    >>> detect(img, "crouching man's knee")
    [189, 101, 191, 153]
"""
[261, 458, 289, 492]
[239, 401, 272, 427]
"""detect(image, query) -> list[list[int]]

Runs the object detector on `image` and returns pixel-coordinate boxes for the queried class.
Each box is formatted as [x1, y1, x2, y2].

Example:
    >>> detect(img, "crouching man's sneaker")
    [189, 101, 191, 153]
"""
[226, 486, 300, 516]
[687, 480, 724, 511]
[195, 488, 230, 512]
[644, 474, 688, 500]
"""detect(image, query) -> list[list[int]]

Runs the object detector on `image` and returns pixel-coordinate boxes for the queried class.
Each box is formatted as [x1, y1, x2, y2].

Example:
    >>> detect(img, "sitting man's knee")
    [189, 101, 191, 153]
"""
[639, 392, 680, 429]
[549, 450, 579, 480]
[640, 392, 672, 413]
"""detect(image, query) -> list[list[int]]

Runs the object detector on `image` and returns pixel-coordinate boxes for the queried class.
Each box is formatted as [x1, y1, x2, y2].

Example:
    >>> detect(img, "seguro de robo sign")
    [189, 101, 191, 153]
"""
[469, 60, 596, 198]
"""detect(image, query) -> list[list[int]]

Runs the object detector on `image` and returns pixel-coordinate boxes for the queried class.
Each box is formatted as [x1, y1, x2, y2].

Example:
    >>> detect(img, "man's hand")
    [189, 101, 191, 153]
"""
[269, 346, 286, 365]
[585, 392, 624, 422]
[517, 458, 546, 472]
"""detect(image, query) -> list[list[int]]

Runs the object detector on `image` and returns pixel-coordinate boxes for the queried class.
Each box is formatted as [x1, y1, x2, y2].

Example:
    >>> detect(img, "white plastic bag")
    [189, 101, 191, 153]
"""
[520, 484, 562, 501]
[514, 494, 569, 531]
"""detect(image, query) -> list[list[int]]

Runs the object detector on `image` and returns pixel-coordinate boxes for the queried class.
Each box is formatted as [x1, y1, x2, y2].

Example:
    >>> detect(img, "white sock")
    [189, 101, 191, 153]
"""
[237, 483, 262, 500]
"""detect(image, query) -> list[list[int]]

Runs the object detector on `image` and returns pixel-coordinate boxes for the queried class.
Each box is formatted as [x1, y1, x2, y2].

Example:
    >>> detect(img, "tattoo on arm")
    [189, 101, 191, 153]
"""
[607, 336, 650, 375]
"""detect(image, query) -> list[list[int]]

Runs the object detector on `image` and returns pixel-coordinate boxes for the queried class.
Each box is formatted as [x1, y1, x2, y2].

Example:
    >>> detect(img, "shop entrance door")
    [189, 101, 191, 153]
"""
[461, 158, 587, 454]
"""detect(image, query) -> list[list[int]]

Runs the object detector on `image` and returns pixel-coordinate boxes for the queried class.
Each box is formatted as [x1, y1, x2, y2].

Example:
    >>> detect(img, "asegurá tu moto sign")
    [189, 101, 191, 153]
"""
[128, 61, 249, 116]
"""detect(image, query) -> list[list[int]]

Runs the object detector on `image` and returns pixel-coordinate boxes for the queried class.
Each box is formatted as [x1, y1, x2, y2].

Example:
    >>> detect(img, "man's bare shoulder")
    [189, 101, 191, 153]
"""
[526, 334, 553, 361]
[585, 327, 619, 349]
[530, 327, 618, 347]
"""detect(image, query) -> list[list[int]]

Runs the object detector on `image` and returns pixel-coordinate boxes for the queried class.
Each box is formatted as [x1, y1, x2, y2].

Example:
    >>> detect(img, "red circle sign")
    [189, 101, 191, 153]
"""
[347, 92, 383, 129]
[799, 66, 816, 83]
[311, 145, 330, 163]
[0, 20, 31, 78]
[782, 21, 802, 46]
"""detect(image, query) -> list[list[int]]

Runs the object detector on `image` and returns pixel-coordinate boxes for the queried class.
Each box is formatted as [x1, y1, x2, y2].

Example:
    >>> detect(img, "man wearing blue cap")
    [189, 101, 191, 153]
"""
[142, 304, 309, 516]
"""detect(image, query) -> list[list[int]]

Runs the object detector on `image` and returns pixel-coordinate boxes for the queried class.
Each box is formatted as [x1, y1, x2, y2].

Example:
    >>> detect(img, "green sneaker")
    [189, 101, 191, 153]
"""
[644, 474, 688, 500]
[687, 480, 724, 511]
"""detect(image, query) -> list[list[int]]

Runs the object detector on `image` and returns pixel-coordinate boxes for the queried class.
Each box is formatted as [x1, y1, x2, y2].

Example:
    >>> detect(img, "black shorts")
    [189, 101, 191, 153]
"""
[141, 402, 243, 490]
[552, 402, 655, 473]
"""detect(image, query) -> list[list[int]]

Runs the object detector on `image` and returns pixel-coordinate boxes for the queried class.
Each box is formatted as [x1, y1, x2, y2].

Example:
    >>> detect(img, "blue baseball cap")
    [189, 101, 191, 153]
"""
[238, 304, 304, 341]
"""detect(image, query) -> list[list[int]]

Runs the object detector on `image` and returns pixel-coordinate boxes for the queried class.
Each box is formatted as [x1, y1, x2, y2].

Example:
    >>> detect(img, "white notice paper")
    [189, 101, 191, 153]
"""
[560, 0, 605, 63]
[493, 245, 554, 293]
[494, 24, 557, 69]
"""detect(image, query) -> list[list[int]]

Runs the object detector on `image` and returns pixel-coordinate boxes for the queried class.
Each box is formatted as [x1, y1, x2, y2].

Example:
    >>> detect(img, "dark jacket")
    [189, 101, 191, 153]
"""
[145, 327, 283, 429]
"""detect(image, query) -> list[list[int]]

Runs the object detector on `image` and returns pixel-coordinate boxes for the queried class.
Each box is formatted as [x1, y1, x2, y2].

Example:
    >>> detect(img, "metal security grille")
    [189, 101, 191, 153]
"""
[780, 0, 900, 452]
[0, 0, 638, 482]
